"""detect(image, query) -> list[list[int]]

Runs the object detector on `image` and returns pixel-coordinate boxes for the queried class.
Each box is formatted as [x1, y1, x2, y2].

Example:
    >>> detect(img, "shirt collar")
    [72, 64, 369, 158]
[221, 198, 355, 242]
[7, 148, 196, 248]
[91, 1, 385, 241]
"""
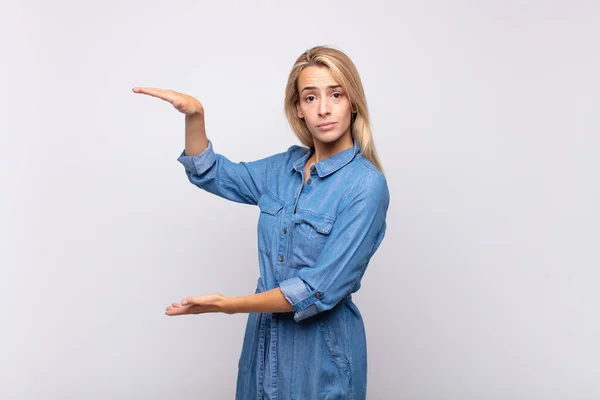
[291, 137, 360, 178]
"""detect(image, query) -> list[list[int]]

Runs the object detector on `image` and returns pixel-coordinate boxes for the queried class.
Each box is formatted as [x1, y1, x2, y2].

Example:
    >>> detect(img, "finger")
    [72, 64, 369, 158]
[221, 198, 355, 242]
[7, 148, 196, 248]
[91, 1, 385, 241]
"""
[165, 305, 186, 316]
[171, 302, 181, 308]
[132, 86, 167, 96]
[181, 297, 195, 306]
[166, 308, 180, 316]
[132, 87, 176, 103]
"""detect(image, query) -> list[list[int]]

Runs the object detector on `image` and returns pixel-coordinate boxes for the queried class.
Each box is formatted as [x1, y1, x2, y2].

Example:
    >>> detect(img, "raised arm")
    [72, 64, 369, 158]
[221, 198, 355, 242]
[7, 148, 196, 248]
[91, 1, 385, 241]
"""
[133, 86, 284, 204]
[177, 138, 284, 205]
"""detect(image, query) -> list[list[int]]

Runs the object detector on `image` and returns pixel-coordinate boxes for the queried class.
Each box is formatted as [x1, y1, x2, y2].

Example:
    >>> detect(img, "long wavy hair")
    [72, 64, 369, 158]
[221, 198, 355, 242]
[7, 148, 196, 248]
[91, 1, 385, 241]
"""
[284, 45, 384, 174]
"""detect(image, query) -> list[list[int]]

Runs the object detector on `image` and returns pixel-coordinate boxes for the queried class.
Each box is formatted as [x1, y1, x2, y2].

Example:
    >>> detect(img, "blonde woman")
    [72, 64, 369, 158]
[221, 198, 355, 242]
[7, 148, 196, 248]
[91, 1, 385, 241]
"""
[133, 45, 390, 399]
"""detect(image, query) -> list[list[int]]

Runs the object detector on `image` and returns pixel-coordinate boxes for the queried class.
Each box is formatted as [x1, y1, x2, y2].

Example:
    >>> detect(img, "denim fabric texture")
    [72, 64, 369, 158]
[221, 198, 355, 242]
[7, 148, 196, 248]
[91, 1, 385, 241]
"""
[177, 136, 389, 399]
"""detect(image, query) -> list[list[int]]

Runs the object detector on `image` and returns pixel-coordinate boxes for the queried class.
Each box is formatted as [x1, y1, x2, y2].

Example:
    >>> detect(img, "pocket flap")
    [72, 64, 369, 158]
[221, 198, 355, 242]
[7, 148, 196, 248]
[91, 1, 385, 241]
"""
[258, 191, 284, 215]
[294, 209, 336, 235]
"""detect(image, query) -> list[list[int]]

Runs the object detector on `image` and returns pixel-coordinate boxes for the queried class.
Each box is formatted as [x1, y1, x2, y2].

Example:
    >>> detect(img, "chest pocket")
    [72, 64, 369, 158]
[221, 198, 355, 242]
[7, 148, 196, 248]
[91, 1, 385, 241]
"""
[289, 209, 336, 269]
[257, 191, 284, 256]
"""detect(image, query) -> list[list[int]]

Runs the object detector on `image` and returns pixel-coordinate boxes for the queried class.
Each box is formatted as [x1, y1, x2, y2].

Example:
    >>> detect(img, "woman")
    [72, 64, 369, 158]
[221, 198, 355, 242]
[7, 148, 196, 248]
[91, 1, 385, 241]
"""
[133, 45, 390, 400]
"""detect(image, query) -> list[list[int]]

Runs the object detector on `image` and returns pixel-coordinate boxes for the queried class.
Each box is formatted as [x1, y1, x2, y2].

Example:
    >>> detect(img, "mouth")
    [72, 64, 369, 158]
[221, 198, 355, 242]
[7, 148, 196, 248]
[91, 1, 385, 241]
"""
[317, 122, 337, 128]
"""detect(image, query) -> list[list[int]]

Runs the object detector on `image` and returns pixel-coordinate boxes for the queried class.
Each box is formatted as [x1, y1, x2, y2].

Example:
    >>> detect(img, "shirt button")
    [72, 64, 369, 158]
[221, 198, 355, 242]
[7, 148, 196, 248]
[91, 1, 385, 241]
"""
[279, 255, 284, 262]
[283, 227, 287, 234]
[315, 292, 321, 299]
[310, 165, 316, 173]
[307, 178, 312, 184]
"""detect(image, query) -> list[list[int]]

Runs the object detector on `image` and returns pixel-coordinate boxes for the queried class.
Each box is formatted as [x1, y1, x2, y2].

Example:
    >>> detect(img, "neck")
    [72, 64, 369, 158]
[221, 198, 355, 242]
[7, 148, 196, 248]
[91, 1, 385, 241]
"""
[310, 132, 353, 164]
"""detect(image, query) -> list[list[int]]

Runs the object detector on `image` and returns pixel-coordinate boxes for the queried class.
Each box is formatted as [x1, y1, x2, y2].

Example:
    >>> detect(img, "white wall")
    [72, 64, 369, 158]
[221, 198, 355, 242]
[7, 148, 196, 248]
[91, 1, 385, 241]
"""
[1, 0, 598, 398]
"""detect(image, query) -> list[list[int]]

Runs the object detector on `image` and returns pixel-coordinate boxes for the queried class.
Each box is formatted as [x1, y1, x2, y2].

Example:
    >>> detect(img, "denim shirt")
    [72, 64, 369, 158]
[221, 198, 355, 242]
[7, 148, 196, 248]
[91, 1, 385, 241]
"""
[177, 136, 389, 400]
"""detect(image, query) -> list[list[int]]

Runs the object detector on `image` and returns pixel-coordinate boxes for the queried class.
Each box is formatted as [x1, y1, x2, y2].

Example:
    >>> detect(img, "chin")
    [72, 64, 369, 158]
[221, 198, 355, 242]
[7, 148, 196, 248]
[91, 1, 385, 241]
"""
[311, 130, 344, 144]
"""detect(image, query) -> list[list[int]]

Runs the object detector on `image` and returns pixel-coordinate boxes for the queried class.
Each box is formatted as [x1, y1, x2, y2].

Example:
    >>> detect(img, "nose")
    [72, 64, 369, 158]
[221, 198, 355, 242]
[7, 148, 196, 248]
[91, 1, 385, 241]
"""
[318, 98, 331, 117]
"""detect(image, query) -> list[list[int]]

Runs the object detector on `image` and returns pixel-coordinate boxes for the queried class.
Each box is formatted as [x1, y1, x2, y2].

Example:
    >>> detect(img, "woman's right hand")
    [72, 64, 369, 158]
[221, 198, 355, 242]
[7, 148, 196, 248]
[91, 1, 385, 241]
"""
[132, 87, 204, 116]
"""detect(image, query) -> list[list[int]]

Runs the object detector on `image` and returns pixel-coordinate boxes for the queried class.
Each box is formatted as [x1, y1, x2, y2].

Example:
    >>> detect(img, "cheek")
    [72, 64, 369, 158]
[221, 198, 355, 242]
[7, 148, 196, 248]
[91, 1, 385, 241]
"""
[339, 105, 352, 121]
[337, 100, 351, 115]
[300, 106, 314, 120]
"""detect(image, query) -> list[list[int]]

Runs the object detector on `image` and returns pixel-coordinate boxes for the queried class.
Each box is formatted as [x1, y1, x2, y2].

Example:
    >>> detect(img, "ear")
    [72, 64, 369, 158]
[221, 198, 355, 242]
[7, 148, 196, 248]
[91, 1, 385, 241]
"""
[296, 102, 304, 119]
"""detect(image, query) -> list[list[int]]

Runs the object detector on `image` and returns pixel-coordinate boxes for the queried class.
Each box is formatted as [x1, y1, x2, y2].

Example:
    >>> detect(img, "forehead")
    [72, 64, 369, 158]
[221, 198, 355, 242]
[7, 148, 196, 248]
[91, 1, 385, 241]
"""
[297, 65, 339, 88]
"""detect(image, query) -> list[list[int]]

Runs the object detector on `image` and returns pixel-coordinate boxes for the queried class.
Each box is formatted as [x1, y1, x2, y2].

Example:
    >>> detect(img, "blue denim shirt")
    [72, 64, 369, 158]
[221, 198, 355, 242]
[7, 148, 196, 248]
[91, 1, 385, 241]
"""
[177, 136, 389, 400]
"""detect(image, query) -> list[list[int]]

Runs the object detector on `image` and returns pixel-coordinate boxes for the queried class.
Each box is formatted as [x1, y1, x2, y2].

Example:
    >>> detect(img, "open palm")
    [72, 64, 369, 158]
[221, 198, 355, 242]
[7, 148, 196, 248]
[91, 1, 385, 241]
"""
[165, 293, 227, 316]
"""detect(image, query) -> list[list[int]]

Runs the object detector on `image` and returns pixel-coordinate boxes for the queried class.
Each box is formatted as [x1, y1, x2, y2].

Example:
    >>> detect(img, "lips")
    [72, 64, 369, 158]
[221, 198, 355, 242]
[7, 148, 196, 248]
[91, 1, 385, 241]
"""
[317, 122, 336, 127]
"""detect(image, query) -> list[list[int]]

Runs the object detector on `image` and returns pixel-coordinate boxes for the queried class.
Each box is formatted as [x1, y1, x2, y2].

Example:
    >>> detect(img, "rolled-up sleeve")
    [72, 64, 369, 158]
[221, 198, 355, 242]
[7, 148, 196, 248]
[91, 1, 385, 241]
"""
[279, 171, 390, 322]
[177, 139, 286, 205]
[177, 140, 217, 177]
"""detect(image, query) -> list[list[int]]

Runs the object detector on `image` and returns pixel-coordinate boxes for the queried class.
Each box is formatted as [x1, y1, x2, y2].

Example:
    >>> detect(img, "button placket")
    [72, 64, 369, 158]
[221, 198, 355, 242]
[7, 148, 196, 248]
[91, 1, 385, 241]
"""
[307, 165, 316, 185]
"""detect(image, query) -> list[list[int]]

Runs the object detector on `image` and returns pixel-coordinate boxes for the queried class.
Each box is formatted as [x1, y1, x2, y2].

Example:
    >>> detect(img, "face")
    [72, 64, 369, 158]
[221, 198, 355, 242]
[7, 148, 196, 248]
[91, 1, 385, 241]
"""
[296, 66, 353, 145]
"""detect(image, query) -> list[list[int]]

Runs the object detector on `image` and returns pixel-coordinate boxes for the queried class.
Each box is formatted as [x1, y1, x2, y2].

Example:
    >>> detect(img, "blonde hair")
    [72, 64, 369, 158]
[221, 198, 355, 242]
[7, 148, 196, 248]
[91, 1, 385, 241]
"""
[284, 45, 384, 174]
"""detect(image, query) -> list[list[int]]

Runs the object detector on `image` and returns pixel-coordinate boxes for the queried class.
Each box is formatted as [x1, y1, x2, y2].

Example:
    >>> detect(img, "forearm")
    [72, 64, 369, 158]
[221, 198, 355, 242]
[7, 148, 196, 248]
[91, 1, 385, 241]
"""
[222, 287, 294, 314]
[184, 113, 209, 156]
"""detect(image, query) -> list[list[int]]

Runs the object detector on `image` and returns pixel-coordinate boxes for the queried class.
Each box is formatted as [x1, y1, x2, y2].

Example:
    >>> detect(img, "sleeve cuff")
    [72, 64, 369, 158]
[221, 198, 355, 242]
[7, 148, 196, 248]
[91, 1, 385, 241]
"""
[176, 140, 216, 176]
[279, 277, 323, 322]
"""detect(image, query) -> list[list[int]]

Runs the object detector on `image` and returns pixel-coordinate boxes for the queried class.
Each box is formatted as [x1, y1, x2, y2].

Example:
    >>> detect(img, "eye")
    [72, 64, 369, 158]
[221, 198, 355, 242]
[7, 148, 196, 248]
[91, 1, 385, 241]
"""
[332, 92, 343, 99]
[305, 95, 316, 102]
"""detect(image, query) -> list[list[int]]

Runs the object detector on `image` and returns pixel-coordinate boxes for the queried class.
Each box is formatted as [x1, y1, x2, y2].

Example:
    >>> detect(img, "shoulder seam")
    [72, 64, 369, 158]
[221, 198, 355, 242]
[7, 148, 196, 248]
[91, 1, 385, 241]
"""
[357, 156, 379, 173]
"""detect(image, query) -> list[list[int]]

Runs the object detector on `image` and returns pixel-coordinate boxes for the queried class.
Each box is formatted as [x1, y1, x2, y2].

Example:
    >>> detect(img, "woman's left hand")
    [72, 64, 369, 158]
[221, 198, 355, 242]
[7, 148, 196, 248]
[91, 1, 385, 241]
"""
[165, 293, 229, 316]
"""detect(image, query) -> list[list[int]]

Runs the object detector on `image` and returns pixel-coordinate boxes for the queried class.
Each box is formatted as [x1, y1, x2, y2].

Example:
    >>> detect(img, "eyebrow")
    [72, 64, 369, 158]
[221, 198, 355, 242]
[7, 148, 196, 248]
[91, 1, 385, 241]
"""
[300, 84, 342, 94]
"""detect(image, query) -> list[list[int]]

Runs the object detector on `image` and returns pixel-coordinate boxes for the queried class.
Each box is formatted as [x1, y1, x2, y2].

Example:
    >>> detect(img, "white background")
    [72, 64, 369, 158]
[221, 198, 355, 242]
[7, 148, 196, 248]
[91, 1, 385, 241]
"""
[1, 0, 599, 398]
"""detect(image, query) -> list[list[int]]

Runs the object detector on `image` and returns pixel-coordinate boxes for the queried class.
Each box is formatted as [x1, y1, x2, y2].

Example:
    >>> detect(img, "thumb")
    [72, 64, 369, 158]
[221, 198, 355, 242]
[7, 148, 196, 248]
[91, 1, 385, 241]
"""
[181, 297, 193, 306]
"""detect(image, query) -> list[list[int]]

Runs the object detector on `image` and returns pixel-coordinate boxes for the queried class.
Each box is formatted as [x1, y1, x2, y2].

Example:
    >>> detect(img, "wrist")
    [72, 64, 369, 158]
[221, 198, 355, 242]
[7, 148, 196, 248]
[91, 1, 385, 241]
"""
[220, 296, 237, 315]
[185, 108, 205, 119]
